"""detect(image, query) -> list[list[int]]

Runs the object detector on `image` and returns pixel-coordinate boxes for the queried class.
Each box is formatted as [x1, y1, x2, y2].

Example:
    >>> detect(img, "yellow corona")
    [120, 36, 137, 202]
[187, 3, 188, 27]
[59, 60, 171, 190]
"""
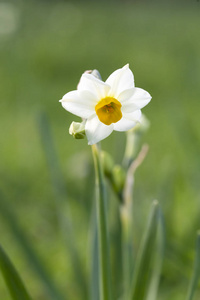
[95, 97, 122, 125]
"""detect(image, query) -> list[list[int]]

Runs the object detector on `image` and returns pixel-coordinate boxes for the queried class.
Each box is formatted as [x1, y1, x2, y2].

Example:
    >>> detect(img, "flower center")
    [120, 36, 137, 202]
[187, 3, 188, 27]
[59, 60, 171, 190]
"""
[95, 97, 122, 125]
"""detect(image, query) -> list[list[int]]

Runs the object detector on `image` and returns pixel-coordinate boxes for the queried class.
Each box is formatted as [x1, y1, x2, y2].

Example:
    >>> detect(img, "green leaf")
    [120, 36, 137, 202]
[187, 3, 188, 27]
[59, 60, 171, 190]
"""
[37, 112, 88, 298]
[0, 192, 65, 300]
[185, 231, 200, 300]
[146, 210, 165, 300]
[0, 245, 32, 300]
[128, 200, 160, 300]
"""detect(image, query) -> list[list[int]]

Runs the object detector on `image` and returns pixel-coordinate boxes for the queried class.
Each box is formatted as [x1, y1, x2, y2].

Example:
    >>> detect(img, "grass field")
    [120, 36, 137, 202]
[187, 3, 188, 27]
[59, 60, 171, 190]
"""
[0, 0, 200, 299]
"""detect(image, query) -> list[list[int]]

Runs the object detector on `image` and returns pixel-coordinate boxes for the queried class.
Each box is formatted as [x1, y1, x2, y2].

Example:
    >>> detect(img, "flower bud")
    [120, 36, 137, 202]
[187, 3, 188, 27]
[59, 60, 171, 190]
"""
[90, 69, 102, 80]
[69, 121, 86, 139]
[112, 165, 126, 194]
[130, 114, 150, 135]
[101, 151, 115, 177]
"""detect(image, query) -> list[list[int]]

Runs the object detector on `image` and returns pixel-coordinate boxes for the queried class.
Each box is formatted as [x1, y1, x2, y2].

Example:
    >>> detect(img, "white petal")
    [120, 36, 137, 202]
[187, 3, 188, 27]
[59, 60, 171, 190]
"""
[113, 110, 142, 132]
[120, 87, 151, 113]
[85, 115, 114, 145]
[118, 88, 139, 113]
[113, 118, 137, 132]
[106, 64, 135, 97]
[78, 73, 110, 99]
[124, 110, 142, 121]
[61, 90, 95, 118]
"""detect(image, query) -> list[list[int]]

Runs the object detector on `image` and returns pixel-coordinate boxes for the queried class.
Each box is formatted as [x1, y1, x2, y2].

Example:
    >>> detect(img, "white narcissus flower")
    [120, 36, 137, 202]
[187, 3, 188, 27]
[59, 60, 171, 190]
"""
[60, 64, 151, 145]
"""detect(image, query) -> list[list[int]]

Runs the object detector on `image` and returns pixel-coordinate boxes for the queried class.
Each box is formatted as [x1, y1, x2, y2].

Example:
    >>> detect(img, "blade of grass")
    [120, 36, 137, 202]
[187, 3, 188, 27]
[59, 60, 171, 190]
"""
[0, 245, 32, 300]
[37, 112, 88, 298]
[0, 192, 65, 300]
[120, 206, 133, 300]
[128, 200, 160, 300]
[146, 210, 165, 300]
[185, 231, 200, 300]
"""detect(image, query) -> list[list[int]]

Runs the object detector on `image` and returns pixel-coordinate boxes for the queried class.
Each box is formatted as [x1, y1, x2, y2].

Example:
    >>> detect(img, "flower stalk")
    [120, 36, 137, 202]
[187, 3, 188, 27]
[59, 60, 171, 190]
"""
[92, 143, 112, 300]
[120, 204, 133, 299]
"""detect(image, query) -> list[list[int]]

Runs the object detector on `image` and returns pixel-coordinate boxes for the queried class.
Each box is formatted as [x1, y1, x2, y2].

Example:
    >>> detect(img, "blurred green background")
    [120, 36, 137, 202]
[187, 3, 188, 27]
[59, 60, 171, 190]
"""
[0, 0, 200, 299]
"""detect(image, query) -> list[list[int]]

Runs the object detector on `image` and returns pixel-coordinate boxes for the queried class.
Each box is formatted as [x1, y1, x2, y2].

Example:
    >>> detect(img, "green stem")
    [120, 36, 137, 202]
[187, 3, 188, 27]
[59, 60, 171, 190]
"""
[120, 205, 132, 299]
[92, 144, 112, 300]
[123, 131, 139, 169]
